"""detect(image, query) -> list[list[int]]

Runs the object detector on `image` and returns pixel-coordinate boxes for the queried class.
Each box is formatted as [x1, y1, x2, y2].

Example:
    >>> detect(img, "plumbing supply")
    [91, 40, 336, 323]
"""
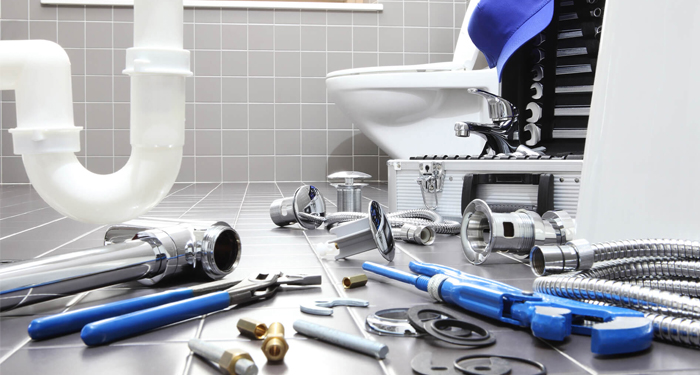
[362, 261, 653, 355]
[237, 318, 268, 340]
[293, 320, 389, 359]
[328, 171, 371, 212]
[342, 274, 368, 289]
[315, 201, 395, 261]
[270, 185, 326, 229]
[79, 272, 321, 346]
[454, 355, 546, 375]
[188, 339, 258, 375]
[530, 238, 700, 276]
[300, 298, 369, 316]
[392, 223, 436, 246]
[0, 0, 191, 224]
[1, 220, 240, 313]
[261, 322, 288, 362]
[365, 308, 423, 337]
[461, 199, 575, 265]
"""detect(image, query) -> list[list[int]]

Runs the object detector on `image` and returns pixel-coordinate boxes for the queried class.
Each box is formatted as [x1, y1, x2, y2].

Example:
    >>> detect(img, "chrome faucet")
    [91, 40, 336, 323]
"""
[455, 89, 542, 156]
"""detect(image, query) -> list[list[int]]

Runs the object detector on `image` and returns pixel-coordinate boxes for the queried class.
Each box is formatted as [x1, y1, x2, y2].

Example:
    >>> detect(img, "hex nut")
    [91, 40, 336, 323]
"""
[218, 349, 255, 375]
[342, 274, 368, 289]
[237, 317, 268, 340]
[261, 322, 289, 362]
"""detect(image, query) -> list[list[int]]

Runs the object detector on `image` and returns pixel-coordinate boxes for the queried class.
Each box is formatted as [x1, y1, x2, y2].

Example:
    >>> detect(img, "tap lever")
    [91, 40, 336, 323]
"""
[466, 88, 518, 129]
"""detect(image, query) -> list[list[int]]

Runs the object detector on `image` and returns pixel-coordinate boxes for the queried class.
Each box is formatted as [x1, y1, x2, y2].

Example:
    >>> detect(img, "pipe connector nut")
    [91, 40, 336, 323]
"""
[261, 322, 288, 362]
[530, 239, 594, 276]
[237, 318, 268, 340]
[342, 274, 368, 289]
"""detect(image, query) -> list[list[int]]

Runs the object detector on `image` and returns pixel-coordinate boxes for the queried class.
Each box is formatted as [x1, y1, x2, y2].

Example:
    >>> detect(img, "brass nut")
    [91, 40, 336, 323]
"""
[342, 274, 368, 289]
[218, 349, 253, 375]
[261, 322, 289, 362]
[237, 317, 268, 340]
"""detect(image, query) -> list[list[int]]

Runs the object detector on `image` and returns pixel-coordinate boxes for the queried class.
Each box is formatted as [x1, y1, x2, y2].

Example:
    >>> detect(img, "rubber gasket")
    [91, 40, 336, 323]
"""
[454, 355, 546, 375]
[424, 319, 495, 347]
[407, 305, 495, 347]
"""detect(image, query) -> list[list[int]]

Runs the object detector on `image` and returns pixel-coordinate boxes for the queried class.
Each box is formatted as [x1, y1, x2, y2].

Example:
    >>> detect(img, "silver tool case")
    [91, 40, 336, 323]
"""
[388, 154, 583, 221]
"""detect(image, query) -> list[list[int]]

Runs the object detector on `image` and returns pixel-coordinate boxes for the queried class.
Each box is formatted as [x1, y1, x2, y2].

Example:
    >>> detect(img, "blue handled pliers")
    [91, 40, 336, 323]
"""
[362, 261, 653, 355]
[28, 272, 321, 346]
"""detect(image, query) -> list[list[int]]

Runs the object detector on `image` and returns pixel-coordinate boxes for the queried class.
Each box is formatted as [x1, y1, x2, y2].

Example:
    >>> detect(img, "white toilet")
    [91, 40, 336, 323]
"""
[326, 0, 499, 159]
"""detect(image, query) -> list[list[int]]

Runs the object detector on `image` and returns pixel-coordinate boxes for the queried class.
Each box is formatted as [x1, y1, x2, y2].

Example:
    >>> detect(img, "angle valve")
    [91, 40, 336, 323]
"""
[269, 185, 326, 229]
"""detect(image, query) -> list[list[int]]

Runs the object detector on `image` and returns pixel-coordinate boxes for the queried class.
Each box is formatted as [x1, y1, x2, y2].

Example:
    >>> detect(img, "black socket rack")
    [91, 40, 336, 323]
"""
[501, 0, 606, 156]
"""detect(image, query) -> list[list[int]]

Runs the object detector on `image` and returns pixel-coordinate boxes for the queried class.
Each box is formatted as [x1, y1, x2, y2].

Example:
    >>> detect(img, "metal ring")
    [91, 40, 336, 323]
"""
[454, 355, 547, 375]
[424, 319, 495, 347]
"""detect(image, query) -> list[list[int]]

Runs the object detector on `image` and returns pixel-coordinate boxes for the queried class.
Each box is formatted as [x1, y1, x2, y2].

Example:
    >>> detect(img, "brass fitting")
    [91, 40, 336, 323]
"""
[342, 274, 368, 289]
[218, 349, 256, 375]
[261, 322, 289, 362]
[237, 317, 268, 340]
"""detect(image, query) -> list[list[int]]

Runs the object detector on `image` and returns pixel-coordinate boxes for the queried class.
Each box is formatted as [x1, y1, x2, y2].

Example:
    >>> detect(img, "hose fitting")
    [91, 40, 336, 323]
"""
[261, 322, 288, 362]
[460, 199, 575, 265]
[392, 223, 436, 246]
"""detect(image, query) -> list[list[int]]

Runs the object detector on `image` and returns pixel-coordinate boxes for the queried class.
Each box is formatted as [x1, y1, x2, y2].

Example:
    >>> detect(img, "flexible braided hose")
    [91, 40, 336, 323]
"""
[589, 239, 700, 262]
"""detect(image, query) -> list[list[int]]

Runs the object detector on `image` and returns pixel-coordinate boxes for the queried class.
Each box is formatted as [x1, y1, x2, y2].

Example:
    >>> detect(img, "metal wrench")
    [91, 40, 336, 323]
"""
[300, 298, 369, 316]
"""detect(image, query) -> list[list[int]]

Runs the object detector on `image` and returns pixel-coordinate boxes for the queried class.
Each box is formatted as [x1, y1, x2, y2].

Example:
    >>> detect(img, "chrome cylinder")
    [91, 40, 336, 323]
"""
[270, 196, 296, 227]
[336, 185, 362, 212]
[0, 220, 241, 311]
[392, 224, 435, 246]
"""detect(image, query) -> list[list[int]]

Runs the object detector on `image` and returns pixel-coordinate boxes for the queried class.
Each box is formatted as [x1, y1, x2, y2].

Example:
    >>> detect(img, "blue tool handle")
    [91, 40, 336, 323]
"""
[362, 262, 431, 292]
[81, 291, 231, 346]
[28, 289, 194, 340]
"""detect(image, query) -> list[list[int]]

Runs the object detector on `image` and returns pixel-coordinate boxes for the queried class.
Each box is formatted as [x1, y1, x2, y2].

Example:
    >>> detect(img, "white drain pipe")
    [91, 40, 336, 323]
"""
[0, 0, 191, 224]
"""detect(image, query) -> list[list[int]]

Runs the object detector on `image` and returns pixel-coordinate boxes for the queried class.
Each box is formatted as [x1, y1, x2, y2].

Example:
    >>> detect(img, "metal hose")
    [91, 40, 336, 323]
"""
[298, 210, 460, 235]
[531, 238, 700, 276]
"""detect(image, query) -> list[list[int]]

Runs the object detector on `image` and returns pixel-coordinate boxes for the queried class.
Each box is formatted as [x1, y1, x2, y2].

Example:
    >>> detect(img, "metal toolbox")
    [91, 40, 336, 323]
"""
[388, 155, 583, 221]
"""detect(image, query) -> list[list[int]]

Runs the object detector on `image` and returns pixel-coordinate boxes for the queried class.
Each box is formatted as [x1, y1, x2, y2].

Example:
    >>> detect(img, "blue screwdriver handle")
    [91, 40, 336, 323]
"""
[28, 289, 194, 340]
[81, 291, 231, 346]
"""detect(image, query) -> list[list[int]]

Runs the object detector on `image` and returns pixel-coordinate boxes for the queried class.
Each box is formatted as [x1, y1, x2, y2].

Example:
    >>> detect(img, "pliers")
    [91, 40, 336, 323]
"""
[28, 272, 321, 346]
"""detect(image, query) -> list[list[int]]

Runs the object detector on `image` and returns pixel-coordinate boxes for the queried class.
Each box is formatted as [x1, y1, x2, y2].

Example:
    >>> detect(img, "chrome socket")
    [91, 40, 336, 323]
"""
[460, 199, 575, 265]
[530, 238, 594, 276]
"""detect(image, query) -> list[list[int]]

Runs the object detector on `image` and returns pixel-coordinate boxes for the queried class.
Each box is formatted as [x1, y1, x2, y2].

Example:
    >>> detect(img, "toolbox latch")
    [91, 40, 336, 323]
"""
[416, 162, 445, 210]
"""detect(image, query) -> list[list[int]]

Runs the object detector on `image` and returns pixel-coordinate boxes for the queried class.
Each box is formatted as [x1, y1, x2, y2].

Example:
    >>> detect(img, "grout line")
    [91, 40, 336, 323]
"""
[0, 207, 50, 222]
[0, 217, 67, 242]
[177, 183, 222, 219]
[538, 339, 599, 375]
[164, 183, 196, 198]
[34, 225, 106, 258]
[233, 182, 250, 228]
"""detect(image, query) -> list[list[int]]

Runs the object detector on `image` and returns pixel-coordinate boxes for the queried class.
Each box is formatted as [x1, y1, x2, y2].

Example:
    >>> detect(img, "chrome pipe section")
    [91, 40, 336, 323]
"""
[392, 224, 435, 246]
[270, 185, 326, 229]
[0, 220, 241, 312]
[530, 238, 700, 276]
[460, 199, 575, 265]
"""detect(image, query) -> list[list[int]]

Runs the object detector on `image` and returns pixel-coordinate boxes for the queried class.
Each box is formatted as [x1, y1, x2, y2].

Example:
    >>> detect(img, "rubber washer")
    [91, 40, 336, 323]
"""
[407, 304, 470, 333]
[454, 355, 546, 375]
[407, 305, 495, 347]
[424, 319, 495, 347]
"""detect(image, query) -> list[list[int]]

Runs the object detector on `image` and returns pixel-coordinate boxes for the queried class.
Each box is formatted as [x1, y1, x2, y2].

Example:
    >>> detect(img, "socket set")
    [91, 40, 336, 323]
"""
[501, 0, 606, 155]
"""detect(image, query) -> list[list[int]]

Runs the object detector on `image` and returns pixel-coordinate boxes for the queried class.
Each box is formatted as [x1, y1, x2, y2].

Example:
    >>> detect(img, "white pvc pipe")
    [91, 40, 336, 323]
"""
[1, 0, 190, 224]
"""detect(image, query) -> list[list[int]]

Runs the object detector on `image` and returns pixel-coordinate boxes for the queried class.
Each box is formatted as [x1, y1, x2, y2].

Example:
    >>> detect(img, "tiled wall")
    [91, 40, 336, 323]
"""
[0, 0, 467, 183]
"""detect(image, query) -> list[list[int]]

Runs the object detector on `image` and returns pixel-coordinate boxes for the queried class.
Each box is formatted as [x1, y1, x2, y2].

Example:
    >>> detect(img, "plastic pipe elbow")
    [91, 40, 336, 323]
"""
[22, 147, 182, 224]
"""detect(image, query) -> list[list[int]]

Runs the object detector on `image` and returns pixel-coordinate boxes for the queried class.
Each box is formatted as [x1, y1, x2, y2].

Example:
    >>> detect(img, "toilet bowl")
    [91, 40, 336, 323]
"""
[326, 0, 499, 159]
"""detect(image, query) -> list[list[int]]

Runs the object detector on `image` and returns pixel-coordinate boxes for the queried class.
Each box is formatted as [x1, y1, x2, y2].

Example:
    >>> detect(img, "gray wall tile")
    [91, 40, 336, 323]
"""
[195, 24, 221, 50]
[275, 104, 300, 129]
[249, 104, 274, 129]
[275, 156, 301, 181]
[249, 156, 274, 181]
[196, 157, 222, 182]
[249, 51, 273, 76]
[223, 25, 247, 50]
[195, 104, 221, 129]
[223, 104, 247, 129]
[223, 157, 248, 182]
[275, 51, 300, 77]
[0, 1, 460, 182]
[275, 130, 300, 155]
[223, 51, 247, 76]
[223, 130, 248, 155]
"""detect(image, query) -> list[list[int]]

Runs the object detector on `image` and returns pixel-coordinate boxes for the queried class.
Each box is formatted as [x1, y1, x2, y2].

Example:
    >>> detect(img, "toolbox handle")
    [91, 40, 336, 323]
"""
[461, 173, 554, 215]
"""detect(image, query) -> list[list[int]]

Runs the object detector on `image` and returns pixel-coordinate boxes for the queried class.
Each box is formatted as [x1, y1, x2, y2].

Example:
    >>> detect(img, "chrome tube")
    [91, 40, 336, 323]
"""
[0, 220, 241, 312]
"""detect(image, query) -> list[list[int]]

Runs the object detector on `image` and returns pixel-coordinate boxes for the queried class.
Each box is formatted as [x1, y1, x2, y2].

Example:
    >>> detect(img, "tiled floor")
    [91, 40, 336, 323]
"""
[0, 182, 697, 374]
